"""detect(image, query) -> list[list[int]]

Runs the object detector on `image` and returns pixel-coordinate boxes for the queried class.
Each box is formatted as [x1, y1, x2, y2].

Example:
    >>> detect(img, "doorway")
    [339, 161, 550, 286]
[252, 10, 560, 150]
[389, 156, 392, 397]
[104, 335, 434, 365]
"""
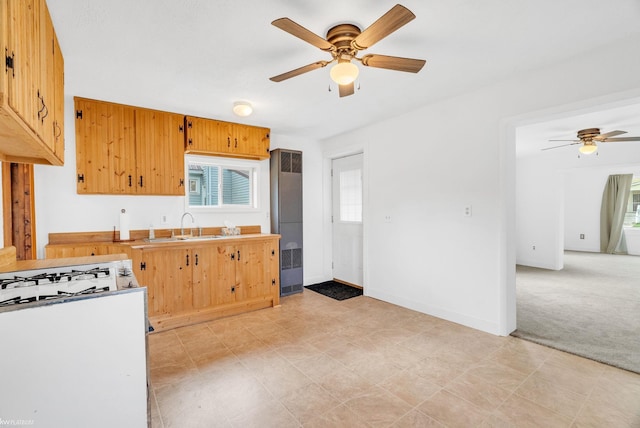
[331, 153, 363, 287]
[2, 162, 36, 260]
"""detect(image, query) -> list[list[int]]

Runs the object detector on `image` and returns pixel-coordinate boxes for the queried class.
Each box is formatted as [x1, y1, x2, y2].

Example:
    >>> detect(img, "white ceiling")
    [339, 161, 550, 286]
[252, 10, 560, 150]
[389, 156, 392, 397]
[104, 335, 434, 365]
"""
[46, 0, 640, 143]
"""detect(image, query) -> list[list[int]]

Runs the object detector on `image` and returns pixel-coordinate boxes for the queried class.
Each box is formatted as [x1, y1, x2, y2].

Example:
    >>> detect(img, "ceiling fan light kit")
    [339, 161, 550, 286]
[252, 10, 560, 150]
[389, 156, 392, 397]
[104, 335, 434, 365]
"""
[232, 101, 253, 117]
[330, 61, 359, 85]
[270, 4, 426, 97]
[578, 144, 598, 155]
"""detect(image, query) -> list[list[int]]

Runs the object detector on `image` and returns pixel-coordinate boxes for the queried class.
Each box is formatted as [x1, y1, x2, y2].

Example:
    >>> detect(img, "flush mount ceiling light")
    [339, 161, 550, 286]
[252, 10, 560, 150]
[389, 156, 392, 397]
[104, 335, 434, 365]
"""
[233, 101, 253, 117]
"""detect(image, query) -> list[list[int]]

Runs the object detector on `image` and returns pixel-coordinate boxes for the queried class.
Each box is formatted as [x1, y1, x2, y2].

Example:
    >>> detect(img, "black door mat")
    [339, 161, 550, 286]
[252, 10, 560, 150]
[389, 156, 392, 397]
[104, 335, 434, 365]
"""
[304, 281, 363, 301]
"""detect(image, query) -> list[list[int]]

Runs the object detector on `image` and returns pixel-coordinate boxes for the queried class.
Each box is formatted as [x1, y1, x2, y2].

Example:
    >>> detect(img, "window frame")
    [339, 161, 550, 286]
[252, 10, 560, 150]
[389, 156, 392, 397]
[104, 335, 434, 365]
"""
[184, 155, 260, 212]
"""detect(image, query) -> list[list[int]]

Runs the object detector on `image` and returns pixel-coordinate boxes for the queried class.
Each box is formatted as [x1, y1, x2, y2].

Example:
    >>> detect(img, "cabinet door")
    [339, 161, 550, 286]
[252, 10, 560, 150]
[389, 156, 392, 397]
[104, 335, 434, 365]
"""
[39, 1, 55, 151]
[213, 244, 237, 305]
[266, 238, 280, 305]
[235, 241, 269, 301]
[185, 116, 227, 153]
[135, 109, 185, 195]
[75, 98, 136, 194]
[232, 124, 270, 159]
[134, 248, 193, 317]
[7, 0, 41, 134]
[51, 26, 64, 161]
[191, 245, 217, 309]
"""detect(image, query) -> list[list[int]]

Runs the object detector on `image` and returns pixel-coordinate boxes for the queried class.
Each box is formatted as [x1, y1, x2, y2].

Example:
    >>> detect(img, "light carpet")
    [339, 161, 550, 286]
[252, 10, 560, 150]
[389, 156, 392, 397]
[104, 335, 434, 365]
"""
[512, 251, 640, 373]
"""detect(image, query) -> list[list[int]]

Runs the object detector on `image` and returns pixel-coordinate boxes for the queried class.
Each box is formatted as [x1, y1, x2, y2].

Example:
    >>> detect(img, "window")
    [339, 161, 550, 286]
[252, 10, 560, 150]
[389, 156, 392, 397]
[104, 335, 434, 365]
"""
[186, 156, 257, 209]
[339, 168, 362, 222]
[625, 176, 640, 225]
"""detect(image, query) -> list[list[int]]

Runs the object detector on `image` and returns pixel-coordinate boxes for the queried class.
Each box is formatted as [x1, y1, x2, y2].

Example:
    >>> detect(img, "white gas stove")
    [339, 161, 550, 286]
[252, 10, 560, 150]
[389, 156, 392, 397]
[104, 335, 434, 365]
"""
[0, 262, 122, 307]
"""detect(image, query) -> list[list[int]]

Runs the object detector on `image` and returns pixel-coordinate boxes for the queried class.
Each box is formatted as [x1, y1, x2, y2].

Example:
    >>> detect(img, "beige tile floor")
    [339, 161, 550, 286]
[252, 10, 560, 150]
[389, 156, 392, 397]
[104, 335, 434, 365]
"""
[149, 291, 640, 428]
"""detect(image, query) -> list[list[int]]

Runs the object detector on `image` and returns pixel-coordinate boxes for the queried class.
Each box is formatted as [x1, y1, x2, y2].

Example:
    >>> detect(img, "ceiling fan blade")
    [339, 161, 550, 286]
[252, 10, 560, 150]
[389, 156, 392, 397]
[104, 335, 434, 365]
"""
[601, 137, 640, 142]
[272, 18, 335, 51]
[548, 139, 580, 142]
[360, 54, 426, 73]
[595, 130, 626, 140]
[541, 142, 582, 151]
[269, 61, 330, 82]
[339, 82, 355, 97]
[352, 4, 416, 50]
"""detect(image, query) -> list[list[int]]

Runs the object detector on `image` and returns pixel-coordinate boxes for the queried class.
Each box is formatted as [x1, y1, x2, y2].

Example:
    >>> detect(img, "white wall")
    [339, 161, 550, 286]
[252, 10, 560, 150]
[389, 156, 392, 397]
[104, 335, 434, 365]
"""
[321, 34, 640, 335]
[516, 154, 565, 269]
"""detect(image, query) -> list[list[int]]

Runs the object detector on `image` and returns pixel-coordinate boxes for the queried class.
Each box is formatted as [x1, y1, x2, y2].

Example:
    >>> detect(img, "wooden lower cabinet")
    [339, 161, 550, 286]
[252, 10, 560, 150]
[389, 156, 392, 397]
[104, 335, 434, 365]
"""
[131, 237, 280, 331]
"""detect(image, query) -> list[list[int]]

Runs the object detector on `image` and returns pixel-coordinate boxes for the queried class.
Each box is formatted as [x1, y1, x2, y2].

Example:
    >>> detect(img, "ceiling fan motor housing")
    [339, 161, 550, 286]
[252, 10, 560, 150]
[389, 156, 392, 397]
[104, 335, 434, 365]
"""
[577, 128, 601, 141]
[326, 24, 362, 58]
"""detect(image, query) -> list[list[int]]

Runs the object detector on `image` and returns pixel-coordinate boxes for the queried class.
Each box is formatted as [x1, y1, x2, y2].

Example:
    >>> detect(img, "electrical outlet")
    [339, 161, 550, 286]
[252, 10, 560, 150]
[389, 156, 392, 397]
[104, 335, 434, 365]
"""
[532, 245, 536, 250]
[384, 215, 392, 223]
[161, 215, 169, 225]
[464, 205, 472, 217]
[580, 234, 585, 239]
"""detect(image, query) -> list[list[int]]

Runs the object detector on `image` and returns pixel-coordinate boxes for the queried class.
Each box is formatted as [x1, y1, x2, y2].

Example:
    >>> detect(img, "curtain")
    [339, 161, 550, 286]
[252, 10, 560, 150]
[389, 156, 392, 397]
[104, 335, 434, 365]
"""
[600, 174, 633, 254]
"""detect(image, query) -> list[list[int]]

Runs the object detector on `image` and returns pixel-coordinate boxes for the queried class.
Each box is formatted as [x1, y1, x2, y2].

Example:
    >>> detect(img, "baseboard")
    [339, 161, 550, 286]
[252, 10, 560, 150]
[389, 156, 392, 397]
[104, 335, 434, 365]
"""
[366, 288, 503, 336]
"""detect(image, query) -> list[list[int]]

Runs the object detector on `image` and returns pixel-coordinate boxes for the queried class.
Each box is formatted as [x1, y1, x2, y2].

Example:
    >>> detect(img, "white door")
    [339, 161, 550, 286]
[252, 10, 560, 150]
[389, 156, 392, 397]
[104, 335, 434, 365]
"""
[332, 153, 363, 286]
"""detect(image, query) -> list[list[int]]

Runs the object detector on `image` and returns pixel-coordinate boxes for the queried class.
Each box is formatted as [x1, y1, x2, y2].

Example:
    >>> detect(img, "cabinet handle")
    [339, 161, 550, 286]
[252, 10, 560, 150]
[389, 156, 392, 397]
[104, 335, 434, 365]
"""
[5, 49, 15, 77]
[231, 253, 235, 260]
[234, 138, 238, 148]
[40, 101, 48, 122]
[195, 254, 199, 266]
[227, 137, 231, 148]
[186, 254, 190, 266]
[53, 120, 62, 139]
[139, 175, 143, 187]
[128, 175, 132, 187]
[237, 250, 241, 261]
[37, 90, 48, 122]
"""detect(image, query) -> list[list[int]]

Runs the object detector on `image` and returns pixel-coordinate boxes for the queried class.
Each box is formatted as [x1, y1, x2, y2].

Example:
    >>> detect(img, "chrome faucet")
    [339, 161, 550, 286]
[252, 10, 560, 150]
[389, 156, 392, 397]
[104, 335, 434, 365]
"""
[180, 212, 195, 236]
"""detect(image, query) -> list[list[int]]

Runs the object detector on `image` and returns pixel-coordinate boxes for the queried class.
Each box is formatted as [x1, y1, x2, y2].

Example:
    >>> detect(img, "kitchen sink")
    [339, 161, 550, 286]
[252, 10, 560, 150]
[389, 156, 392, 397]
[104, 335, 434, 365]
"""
[144, 235, 223, 243]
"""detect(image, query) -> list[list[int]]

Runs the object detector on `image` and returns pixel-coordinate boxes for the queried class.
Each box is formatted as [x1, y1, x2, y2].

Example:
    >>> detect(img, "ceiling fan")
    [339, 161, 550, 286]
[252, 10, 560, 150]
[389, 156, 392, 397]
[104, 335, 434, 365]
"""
[269, 4, 426, 97]
[543, 128, 640, 155]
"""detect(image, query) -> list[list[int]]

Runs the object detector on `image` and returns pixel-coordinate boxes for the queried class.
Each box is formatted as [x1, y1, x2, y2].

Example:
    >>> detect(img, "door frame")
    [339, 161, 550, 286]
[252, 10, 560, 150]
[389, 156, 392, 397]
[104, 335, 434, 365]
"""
[331, 153, 364, 287]
[323, 143, 368, 293]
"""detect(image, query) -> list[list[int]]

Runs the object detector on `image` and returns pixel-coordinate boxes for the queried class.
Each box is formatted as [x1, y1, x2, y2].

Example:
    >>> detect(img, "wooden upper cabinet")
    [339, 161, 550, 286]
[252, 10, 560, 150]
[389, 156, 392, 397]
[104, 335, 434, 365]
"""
[75, 97, 186, 195]
[135, 109, 185, 195]
[75, 98, 136, 194]
[185, 116, 270, 160]
[0, 0, 65, 165]
[184, 116, 227, 154]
